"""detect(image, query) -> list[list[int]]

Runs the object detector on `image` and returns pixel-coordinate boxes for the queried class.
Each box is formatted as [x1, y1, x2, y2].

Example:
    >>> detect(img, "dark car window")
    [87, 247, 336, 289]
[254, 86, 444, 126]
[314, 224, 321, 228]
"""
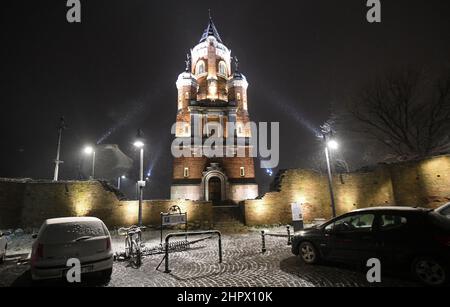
[428, 212, 450, 231]
[380, 215, 408, 231]
[326, 214, 375, 233]
[440, 206, 450, 217]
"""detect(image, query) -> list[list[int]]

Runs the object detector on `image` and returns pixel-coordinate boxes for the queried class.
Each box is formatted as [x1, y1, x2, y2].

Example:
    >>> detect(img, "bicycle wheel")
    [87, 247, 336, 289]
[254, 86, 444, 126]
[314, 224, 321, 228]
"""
[130, 240, 142, 267]
[124, 236, 131, 258]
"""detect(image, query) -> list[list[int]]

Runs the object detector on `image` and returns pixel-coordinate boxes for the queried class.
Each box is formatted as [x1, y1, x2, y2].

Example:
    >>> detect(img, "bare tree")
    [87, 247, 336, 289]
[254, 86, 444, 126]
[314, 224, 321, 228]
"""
[346, 68, 450, 159]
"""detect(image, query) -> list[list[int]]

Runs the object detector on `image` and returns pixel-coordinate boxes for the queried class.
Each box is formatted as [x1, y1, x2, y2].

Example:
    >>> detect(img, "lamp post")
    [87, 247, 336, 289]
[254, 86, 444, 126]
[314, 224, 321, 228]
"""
[118, 175, 126, 190]
[323, 133, 338, 218]
[83, 146, 96, 180]
[134, 130, 145, 226]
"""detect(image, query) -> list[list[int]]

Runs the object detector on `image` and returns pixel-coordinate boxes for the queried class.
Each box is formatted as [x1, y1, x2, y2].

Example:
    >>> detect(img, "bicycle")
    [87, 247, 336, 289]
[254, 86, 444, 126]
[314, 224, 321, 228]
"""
[118, 225, 146, 267]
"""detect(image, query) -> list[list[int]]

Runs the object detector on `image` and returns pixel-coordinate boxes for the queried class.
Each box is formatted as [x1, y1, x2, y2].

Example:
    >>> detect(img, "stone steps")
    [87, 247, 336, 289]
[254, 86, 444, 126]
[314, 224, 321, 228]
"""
[212, 205, 247, 233]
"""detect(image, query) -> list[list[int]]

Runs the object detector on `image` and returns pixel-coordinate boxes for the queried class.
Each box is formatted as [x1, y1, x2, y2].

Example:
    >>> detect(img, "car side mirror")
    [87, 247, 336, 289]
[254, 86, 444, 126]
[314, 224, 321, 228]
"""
[324, 227, 334, 235]
[32, 234, 38, 239]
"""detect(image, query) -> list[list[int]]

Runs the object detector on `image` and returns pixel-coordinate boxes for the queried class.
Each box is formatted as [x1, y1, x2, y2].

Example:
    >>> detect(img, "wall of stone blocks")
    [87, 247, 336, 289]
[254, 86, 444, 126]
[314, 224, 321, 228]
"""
[109, 200, 213, 230]
[244, 155, 450, 226]
[0, 179, 28, 229]
[0, 180, 213, 230]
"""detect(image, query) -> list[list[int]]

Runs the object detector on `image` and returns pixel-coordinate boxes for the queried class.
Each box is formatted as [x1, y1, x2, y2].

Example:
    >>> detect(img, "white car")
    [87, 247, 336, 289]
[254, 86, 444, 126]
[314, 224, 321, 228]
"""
[0, 231, 10, 263]
[436, 202, 450, 219]
[30, 217, 113, 281]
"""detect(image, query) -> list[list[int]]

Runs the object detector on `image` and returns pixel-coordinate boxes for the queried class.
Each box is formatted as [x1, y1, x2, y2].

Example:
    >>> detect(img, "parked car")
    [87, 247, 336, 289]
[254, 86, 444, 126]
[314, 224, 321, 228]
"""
[291, 207, 450, 286]
[0, 231, 10, 264]
[30, 217, 113, 281]
[435, 203, 450, 219]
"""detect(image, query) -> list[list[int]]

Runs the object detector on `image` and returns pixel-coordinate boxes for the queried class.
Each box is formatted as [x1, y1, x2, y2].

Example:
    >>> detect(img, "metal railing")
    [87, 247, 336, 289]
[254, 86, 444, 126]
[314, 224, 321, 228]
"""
[160, 230, 222, 273]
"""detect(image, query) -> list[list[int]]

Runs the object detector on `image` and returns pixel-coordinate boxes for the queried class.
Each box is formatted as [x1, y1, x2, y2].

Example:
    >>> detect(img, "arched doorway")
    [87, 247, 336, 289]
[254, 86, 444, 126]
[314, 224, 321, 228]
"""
[201, 166, 228, 203]
[208, 177, 222, 203]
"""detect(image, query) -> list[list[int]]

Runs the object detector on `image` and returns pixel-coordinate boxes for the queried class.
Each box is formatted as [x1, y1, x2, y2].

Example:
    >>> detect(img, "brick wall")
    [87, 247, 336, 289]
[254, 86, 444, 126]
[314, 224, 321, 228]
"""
[244, 155, 450, 226]
[173, 157, 255, 180]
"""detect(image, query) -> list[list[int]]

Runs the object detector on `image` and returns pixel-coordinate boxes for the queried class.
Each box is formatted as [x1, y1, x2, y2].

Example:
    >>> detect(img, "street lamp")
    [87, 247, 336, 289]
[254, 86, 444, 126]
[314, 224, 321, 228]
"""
[327, 140, 339, 151]
[134, 130, 145, 226]
[83, 145, 96, 180]
[323, 133, 338, 218]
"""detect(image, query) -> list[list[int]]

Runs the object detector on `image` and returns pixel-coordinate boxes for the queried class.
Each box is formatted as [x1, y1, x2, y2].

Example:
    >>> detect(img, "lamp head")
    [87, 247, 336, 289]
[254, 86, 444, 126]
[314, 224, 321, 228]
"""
[84, 146, 94, 155]
[327, 140, 339, 150]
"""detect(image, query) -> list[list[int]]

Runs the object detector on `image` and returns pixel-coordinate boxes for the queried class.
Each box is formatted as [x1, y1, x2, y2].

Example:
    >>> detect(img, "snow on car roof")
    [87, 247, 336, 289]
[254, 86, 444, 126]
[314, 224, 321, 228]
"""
[44, 217, 102, 225]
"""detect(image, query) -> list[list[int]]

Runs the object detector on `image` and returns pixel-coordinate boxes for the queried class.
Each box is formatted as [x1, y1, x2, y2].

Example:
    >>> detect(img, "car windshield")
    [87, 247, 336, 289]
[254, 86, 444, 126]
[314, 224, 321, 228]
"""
[39, 221, 107, 244]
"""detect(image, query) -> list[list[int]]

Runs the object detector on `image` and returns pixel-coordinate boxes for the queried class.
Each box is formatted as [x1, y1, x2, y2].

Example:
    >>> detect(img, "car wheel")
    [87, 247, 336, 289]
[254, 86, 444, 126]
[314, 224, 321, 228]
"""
[100, 268, 113, 281]
[299, 242, 319, 264]
[412, 257, 447, 286]
[0, 245, 6, 264]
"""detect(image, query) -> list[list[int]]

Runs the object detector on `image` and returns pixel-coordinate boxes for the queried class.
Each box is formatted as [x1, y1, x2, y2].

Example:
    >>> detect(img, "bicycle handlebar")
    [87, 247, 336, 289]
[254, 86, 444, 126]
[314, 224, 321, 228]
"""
[118, 225, 147, 236]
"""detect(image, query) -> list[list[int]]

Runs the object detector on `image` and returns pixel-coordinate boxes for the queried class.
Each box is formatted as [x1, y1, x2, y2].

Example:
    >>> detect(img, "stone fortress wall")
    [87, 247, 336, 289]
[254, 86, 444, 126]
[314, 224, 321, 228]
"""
[243, 155, 450, 225]
[1, 155, 449, 229]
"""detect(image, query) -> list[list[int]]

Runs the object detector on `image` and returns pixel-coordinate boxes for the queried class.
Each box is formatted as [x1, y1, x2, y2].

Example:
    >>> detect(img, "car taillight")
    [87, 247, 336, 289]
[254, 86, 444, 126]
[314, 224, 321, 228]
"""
[106, 238, 111, 250]
[435, 236, 450, 247]
[31, 243, 44, 266]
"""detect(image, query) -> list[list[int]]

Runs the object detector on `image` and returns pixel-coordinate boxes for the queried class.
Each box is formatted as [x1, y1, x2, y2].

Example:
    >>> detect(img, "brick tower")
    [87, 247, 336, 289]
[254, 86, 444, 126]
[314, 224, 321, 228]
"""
[170, 15, 258, 204]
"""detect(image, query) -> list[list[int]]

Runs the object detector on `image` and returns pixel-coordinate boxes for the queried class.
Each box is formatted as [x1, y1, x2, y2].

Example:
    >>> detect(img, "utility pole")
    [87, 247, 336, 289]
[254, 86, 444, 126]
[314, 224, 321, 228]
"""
[53, 117, 66, 181]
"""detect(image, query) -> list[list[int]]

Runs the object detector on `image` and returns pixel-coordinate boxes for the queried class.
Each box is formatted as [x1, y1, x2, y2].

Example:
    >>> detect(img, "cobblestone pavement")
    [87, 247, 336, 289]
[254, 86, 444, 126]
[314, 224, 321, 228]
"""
[0, 231, 419, 287]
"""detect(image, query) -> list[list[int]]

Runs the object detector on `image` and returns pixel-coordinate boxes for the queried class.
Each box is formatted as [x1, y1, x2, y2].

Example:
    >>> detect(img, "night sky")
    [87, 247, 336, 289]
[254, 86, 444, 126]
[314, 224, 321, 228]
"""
[1, 0, 449, 199]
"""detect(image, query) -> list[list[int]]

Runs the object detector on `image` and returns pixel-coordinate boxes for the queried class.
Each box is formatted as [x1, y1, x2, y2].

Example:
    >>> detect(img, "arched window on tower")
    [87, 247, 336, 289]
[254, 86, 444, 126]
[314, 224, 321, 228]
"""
[218, 61, 227, 76]
[196, 60, 206, 75]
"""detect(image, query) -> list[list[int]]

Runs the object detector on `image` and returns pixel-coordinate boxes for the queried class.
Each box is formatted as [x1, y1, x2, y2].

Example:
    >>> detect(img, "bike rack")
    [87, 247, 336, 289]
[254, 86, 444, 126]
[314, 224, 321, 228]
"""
[162, 230, 222, 273]
[261, 225, 292, 253]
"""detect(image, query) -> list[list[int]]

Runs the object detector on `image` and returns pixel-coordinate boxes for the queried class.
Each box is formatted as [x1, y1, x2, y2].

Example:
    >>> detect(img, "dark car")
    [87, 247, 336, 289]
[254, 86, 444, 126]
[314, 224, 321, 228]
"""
[291, 207, 450, 286]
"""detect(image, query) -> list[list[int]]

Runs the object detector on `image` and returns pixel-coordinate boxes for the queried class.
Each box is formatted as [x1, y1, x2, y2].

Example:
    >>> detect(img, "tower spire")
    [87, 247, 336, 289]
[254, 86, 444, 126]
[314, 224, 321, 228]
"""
[199, 10, 223, 43]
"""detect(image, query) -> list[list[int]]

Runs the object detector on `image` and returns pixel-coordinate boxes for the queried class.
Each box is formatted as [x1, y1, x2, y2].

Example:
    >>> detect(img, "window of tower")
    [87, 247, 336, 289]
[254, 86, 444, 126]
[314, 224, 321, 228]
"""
[196, 61, 206, 75]
[184, 167, 189, 178]
[218, 61, 227, 76]
[240, 167, 245, 177]
[238, 125, 243, 135]
[236, 92, 241, 101]
[185, 92, 189, 99]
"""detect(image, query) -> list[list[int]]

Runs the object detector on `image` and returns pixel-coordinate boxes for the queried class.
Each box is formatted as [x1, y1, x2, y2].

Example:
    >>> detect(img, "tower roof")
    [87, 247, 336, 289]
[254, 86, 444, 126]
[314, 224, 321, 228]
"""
[199, 14, 223, 43]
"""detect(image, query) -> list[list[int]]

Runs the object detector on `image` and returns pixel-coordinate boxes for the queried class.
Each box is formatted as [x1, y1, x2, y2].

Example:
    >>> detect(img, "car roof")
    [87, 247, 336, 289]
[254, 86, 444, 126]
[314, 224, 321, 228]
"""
[435, 202, 450, 211]
[44, 217, 102, 225]
[350, 206, 432, 213]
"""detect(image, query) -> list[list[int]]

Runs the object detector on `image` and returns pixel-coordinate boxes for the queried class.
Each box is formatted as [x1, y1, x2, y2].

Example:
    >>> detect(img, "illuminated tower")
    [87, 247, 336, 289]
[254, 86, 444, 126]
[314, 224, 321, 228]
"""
[171, 15, 258, 204]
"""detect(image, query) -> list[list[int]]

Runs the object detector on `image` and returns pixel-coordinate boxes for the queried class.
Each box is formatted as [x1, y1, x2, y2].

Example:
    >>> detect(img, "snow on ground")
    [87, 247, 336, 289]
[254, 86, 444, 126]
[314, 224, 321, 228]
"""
[2, 225, 307, 258]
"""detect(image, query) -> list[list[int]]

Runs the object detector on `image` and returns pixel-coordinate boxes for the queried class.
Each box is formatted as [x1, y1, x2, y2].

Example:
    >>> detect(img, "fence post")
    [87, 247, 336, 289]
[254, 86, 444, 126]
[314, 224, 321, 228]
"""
[261, 230, 266, 253]
[218, 232, 222, 263]
[164, 236, 170, 273]
[287, 225, 292, 246]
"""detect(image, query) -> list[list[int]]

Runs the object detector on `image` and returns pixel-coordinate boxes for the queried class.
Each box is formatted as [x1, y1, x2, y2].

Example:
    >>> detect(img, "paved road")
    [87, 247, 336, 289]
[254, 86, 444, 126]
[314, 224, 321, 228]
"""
[0, 232, 419, 287]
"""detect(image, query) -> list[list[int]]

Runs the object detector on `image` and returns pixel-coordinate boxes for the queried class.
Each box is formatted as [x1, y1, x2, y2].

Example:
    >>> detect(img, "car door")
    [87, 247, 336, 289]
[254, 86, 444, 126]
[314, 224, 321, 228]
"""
[374, 212, 417, 268]
[326, 213, 378, 264]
